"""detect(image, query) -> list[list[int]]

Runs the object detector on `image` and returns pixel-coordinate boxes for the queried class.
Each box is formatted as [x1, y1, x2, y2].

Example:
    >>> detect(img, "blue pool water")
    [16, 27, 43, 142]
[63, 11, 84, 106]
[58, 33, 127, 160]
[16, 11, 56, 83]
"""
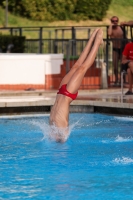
[0, 113, 133, 200]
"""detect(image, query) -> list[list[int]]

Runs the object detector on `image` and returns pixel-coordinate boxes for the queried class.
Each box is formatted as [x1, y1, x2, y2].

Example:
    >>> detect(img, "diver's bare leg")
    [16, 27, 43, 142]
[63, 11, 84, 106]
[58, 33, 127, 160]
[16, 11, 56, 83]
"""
[67, 29, 103, 93]
[59, 28, 100, 88]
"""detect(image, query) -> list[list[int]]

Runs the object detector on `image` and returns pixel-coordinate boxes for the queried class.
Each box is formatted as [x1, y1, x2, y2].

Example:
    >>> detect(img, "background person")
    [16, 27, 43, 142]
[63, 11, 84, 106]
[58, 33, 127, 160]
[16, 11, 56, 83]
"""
[49, 29, 103, 142]
[108, 16, 125, 85]
[121, 41, 133, 95]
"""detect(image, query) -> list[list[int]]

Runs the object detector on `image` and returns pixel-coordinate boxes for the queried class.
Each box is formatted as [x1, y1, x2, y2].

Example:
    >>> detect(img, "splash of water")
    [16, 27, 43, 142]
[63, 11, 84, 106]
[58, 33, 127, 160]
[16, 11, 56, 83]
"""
[30, 118, 82, 143]
[115, 135, 133, 142]
[86, 119, 111, 127]
[115, 116, 133, 121]
[102, 134, 133, 144]
[113, 157, 133, 165]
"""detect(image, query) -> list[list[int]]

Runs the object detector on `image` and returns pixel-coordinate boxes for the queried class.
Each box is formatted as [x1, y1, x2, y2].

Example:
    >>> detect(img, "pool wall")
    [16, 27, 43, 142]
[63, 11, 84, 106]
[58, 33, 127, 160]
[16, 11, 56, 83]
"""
[0, 105, 133, 116]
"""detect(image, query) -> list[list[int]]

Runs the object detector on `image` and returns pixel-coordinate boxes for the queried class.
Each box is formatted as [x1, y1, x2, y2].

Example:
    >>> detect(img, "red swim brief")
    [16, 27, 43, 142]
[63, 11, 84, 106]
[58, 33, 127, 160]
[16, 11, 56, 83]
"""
[57, 84, 78, 100]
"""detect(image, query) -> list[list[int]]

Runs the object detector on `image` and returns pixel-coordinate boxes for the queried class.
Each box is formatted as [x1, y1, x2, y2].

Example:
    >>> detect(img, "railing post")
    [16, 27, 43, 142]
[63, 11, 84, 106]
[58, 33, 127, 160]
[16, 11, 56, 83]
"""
[10, 28, 13, 36]
[66, 41, 70, 73]
[54, 29, 58, 53]
[100, 61, 108, 89]
[19, 28, 22, 36]
[39, 27, 43, 53]
[54, 40, 57, 53]
[71, 26, 76, 56]
[130, 26, 133, 38]
[48, 30, 52, 53]
[88, 28, 91, 38]
[71, 26, 75, 40]
[106, 26, 109, 77]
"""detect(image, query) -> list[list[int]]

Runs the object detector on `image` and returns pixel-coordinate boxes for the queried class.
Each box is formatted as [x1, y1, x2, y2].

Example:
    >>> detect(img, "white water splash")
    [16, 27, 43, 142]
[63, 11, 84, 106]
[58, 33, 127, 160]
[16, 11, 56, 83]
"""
[86, 119, 110, 127]
[113, 157, 133, 165]
[30, 118, 81, 143]
[115, 116, 133, 121]
[101, 140, 109, 143]
[115, 135, 133, 142]
[102, 135, 133, 144]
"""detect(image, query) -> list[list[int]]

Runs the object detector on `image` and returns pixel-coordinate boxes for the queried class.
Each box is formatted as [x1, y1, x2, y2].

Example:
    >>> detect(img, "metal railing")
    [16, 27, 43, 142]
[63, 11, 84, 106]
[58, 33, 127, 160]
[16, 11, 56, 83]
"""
[0, 25, 133, 88]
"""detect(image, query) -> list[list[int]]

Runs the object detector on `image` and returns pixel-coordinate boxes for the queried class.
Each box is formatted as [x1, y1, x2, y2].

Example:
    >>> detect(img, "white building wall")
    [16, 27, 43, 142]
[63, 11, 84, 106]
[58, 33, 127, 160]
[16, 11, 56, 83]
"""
[0, 54, 63, 84]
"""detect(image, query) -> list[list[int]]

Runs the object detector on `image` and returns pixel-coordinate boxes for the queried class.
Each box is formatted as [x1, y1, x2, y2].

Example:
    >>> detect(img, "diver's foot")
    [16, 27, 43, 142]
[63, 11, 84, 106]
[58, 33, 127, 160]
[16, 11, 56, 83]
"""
[95, 29, 103, 45]
[76, 28, 100, 66]
[89, 28, 100, 42]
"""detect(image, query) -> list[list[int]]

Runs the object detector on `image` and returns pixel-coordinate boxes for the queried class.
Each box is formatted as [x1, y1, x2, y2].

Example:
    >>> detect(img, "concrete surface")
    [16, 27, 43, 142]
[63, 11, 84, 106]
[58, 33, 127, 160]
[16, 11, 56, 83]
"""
[0, 88, 133, 115]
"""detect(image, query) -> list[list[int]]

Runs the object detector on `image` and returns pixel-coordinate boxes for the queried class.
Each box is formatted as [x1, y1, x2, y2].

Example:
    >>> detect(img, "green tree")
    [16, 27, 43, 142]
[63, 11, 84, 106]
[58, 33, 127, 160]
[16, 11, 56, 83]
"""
[0, 0, 112, 21]
[75, 0, 112, 21]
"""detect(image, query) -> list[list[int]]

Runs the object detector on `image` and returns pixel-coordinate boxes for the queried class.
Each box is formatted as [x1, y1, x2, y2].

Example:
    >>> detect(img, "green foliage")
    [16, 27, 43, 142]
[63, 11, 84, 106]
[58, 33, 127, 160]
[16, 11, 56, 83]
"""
[48, 0, 77, 21]
[64, 55, 79, 60]
[111, 0, 133, 6]
[75, 0, 112, 21]
[1, 0, 111, 21]
[107, 0, 133, 22]
[0, 35, 26, 53]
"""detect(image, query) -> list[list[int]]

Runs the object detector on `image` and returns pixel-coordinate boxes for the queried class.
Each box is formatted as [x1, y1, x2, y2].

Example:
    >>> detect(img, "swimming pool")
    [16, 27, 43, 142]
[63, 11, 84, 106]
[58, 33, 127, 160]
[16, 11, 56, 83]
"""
[0, 113, 133, 200]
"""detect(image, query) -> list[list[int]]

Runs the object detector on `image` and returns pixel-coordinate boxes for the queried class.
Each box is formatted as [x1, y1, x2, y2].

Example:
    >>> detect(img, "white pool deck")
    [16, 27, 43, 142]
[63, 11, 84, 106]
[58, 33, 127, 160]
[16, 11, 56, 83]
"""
[0, 88, 133, 110]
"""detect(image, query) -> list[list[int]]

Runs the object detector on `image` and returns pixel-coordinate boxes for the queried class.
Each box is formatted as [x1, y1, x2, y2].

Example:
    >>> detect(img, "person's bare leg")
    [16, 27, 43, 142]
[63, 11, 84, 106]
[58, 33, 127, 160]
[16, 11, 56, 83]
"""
[59, 28, 100, 88]
[113, 51, 119, 83]
[129, 62, 133, 74]
[132, 73, 133, 88]
[128, 62, 133, 92]
[127, 68, 132, 92]
[67, 29, 103, 93]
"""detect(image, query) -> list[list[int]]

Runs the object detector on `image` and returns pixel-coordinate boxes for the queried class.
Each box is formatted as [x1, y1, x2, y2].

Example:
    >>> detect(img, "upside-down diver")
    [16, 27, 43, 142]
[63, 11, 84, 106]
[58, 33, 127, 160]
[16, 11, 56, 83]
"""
[49, 28, 103, 142]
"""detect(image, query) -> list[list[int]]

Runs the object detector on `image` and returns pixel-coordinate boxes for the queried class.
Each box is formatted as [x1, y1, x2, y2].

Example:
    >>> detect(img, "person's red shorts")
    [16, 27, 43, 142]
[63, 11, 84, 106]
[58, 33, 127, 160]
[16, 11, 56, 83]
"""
[57, 84, 78, 100]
